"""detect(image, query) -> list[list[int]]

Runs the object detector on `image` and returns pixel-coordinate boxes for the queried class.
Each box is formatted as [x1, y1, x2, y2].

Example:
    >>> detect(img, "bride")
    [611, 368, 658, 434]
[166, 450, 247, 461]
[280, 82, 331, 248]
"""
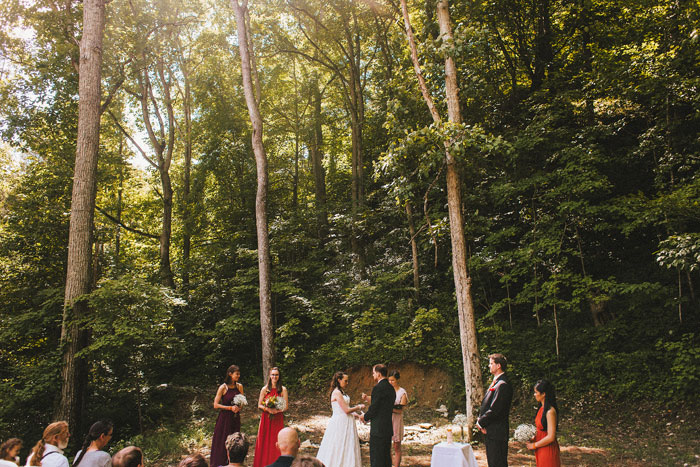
[316, 371, 365, 467]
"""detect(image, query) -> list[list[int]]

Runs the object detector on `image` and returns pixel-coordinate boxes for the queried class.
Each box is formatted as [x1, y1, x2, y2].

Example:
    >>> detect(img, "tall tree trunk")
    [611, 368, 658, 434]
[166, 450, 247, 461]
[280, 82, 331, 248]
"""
[437, 0, 484, 434]
[292, 59, 300, 210]
[159, 169, 175, 289]
[115, 151, 123, 272]
[401, 0, 484, 436]
[181, 68, 193, 293]
[406, 201, 420, 301]
[232, 0, 275, 379]
[309, 76, 328, 240]
[129, 55, 177, 289]
[531, 0, 553, 91]
[56, 0, 105, 432]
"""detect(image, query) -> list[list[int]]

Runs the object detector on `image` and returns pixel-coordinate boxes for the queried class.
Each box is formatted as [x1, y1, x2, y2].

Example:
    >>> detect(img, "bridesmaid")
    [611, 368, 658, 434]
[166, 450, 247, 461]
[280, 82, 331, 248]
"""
[210, 365, 244, 467]
[252, 367, 288, 467]
[388, 370, 408, 467]
[526, 380, 561, 467]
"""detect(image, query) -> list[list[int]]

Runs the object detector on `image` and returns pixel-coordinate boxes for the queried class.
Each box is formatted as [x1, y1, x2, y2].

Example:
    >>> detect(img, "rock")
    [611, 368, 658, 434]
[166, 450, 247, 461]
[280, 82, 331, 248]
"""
[419, 423, 434, 430]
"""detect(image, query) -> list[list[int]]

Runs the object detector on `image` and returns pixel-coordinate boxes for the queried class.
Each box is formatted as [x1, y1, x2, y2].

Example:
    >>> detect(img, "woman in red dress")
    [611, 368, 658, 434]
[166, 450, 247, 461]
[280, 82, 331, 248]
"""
[252, 367, 288, 467]
[526, 380, 561, 467]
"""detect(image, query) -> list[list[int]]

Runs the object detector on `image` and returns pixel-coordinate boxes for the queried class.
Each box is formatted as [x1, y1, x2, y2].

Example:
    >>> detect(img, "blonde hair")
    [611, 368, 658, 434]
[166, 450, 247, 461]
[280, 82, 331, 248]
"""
[29, 422, 68, 466]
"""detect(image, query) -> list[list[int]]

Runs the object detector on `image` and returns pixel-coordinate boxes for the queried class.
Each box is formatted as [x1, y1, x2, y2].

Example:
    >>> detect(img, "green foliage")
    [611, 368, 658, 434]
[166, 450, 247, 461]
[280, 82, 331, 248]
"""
[656, 333, 700, 398]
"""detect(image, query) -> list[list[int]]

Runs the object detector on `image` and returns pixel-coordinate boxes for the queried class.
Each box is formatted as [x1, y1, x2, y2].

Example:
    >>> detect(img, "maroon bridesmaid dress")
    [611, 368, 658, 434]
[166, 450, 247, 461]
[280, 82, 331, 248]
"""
[210, 386, 241, 467]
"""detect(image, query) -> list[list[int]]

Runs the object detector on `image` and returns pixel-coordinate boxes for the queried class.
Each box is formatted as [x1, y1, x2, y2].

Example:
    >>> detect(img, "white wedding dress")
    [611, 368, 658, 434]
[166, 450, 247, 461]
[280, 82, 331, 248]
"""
[316, 393, 362, 467]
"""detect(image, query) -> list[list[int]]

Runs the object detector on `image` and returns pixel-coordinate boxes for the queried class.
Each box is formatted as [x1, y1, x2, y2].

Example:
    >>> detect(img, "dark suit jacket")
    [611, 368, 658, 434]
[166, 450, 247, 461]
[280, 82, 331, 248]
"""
[477, 373, 513, 440]
[364, 378, 396, 438]
[265, 455, 294, 467]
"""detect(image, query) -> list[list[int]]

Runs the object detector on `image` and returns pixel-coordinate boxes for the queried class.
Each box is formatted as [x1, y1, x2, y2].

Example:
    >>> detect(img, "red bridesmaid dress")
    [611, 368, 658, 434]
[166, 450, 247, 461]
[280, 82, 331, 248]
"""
[534, 405, 561, 467]
[252, 388, 284, 467]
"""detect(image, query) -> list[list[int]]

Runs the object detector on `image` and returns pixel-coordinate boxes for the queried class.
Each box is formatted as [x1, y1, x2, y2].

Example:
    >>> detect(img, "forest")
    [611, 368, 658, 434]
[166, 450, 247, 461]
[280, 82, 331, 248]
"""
[0, 0, 699, 463]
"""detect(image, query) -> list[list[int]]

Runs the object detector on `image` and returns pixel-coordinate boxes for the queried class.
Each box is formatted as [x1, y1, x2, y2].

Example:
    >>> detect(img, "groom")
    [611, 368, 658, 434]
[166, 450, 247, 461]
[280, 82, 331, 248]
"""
[477, 353, 513, 467]
[361, 364, 396, 467]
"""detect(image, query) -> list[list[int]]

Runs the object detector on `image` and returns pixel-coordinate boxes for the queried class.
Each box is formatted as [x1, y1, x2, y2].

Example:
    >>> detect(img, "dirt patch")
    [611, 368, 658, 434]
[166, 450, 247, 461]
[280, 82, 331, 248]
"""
[344, 363, 451, 409]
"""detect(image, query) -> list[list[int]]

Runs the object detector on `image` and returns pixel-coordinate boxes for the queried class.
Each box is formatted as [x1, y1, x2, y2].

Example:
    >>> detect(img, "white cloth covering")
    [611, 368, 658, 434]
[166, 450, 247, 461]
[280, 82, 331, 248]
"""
[430, 442, 478, 467]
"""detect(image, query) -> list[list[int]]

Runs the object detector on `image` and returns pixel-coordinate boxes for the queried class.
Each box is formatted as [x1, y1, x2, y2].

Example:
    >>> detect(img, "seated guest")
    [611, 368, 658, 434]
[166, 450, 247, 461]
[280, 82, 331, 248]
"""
[26, 422, 70, 467]
[223, 433, 248, 467]
[290, 457, 324, 467]
[265, 428, 299, 467]
[0, 438, 22, 466]
[73, 420, 114, 467]
[178, 454, 207, 467]
[111, 448, 143, 467]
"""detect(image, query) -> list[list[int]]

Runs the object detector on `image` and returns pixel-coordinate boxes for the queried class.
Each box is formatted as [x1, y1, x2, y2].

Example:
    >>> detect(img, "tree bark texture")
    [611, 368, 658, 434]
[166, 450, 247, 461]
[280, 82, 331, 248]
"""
[57, 0, 106, 432]
[232, 0, 275, 379]
[401, 0, 484, 435]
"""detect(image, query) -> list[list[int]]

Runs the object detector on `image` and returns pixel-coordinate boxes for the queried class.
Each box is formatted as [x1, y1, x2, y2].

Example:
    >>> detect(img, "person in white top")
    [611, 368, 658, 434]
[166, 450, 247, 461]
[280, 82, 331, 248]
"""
[26, 421, 70, 467]
[73, 421, 113, 467]
[0, 438, 22, 467]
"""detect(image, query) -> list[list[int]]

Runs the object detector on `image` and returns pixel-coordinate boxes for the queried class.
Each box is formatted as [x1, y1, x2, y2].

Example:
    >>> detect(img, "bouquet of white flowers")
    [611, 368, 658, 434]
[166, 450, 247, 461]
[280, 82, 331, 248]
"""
[452, 414, 468, 426]
[513, 423, 537, 442]
[452, 414, 468, 441]
[232, 394, 248, 407]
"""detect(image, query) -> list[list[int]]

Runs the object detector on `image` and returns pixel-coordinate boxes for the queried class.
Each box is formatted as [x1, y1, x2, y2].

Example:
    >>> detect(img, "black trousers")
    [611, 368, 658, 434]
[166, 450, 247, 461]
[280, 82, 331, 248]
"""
[485, 436, 508, 467]
[369, 435, 392, 467]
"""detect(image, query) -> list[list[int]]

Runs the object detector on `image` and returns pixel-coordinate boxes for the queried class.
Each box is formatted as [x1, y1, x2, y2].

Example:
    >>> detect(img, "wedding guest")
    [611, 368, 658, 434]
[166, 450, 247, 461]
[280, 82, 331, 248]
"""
[178, 454, 207, 467]
[477, 354, 512, 467]
[388, 370, 408, 467]
[0, 438, 22, 467]
[111, 447, 143, 467]
[526, 380, 561, 467]
[253, 368, 288, 467]
[290, 457, 324, 467]
[222, 433, 249, 467]
[264, 428, 298, 467]
[211, 365, 245, 467]
[73, 420, 113, 467]
[26, 422, 70, 467]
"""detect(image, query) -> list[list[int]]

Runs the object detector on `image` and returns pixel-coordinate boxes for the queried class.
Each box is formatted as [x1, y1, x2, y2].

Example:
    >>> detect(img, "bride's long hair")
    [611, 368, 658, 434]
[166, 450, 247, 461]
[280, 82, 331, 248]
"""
[329, 371, 347, 397]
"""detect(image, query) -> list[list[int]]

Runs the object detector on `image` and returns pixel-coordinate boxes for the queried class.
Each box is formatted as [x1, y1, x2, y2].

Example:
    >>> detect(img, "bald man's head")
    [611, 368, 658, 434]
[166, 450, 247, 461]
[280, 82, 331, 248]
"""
[276, 427, 300, 457]
[112, 447, 143, 467]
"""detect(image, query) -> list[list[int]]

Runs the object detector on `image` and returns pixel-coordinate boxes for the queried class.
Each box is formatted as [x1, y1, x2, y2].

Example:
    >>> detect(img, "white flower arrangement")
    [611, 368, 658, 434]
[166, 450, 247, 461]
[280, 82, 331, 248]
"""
[513, 423, 537, 442]
[232, 394, 248, 407]
[275, 396, 287, 411]
[452, 414, 468, 426]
